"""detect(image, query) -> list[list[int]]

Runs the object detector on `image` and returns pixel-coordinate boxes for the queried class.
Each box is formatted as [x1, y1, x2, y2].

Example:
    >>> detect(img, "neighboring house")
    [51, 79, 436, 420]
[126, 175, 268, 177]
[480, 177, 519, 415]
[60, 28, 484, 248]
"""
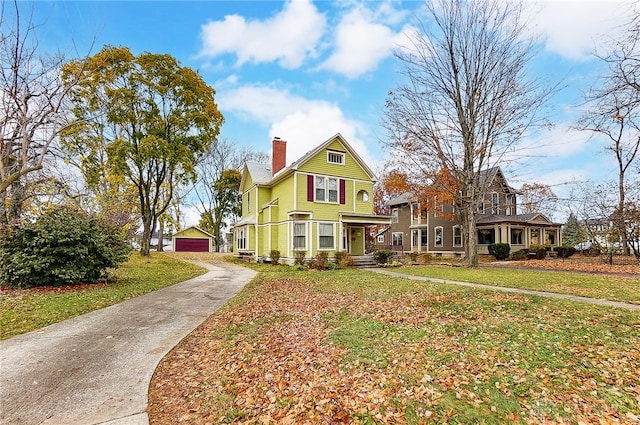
[149, 231, 172, 251]
[375, 167, 562, 257]
[172, 226, 214, 252]
[234, 134, 392, 263]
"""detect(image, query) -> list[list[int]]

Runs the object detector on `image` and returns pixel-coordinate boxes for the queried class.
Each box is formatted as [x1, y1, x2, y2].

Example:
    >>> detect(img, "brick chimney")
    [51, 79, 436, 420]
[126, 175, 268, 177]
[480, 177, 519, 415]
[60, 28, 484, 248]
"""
[272, 137, 286, 175]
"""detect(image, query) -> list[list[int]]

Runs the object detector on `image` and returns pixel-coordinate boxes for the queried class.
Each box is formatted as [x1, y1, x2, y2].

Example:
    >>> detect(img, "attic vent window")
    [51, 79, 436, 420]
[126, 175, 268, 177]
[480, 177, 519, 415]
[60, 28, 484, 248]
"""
[327, 151, 345, 165]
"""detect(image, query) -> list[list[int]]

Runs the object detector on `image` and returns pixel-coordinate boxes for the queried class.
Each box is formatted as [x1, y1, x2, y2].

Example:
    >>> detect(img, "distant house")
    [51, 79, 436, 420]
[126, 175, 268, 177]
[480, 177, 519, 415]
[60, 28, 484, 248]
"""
[375, 167, 562, 257]
[234, 134, 392, 263]
[149, 231, 172, 251]
[172, 226, 214, 252]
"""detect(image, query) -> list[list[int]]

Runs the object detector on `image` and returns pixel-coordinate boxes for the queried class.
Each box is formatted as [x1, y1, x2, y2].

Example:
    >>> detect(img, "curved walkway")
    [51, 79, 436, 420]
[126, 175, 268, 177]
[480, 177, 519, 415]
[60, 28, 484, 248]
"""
[0, 261, 256, 425]
[370, 268, 640, 311]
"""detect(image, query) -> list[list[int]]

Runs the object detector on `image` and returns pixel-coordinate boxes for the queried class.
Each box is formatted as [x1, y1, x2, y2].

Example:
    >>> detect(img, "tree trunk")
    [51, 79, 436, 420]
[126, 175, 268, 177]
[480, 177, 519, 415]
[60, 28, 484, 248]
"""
[156, 219, 164, 252]
[140, 216, 154, 257]
[465, 209, 479, 268]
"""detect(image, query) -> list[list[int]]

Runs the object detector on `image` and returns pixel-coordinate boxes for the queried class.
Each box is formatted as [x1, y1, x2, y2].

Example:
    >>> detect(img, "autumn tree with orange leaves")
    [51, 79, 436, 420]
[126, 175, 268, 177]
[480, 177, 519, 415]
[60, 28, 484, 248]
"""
[375, 168, 460, 220]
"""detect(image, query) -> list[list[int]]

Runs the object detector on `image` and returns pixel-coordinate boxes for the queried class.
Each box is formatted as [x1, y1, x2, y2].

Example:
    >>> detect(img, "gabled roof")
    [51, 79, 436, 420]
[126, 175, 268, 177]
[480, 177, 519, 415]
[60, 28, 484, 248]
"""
[479, 166, 517, 194]
[387, 192, 415, 206]
[173, 226, 215, 238]
[476, 213, 560, 226]
[245, 162, 273, 184]
[286, 133, 377, 181]
[240, 133, 377, 190]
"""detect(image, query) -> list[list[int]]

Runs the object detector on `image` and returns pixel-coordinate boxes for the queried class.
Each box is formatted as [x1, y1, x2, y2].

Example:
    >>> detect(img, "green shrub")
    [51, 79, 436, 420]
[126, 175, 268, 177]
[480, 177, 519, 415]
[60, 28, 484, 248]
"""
[555, 245, 576, 259]
[293, 250, 306, 266]
[0, 206, 131, 288]
[511, 249, 528, 261]
[488, 243, 511, 260]
[308, 252, 329, 270]
[373, 249, 394, 265]
[528, 244, 547, 259]
[269, 250, 280, 265]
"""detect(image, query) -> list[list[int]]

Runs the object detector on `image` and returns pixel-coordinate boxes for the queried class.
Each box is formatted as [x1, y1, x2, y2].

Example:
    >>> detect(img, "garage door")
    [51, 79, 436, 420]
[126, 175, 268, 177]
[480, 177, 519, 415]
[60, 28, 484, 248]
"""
[174, 238, 210, 252]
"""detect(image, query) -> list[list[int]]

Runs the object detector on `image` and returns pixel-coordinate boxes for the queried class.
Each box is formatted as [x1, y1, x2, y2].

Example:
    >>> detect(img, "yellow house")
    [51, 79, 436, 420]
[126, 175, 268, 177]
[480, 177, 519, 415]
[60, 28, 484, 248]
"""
[234, 133, 391, 263]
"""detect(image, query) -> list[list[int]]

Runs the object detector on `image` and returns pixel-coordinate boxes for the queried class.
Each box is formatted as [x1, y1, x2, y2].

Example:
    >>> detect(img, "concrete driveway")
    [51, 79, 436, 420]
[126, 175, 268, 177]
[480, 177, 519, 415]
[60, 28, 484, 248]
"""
[0, 260, 256, 425]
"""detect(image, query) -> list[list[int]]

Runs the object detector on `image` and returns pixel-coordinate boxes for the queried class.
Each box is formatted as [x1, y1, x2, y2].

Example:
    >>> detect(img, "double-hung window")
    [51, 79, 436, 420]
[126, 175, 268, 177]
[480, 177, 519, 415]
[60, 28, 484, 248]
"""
[237, 227, 247, 250]
[315, 176, 338, 203]
[293, 223, 306, 250]
[435, 227, 443, 247]
[453, 226, 462, 247]
[392, 232, 403, 247]
[318, 223, 334, 249]
[315, 176, 325, 201]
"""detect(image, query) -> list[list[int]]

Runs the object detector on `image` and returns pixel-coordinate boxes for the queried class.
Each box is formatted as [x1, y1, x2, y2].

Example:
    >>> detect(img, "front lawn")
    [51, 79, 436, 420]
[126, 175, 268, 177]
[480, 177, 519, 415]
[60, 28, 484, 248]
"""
[148, 265, 640, 424]
[0, 253, 206, 340]
[397, 265, 640, 304]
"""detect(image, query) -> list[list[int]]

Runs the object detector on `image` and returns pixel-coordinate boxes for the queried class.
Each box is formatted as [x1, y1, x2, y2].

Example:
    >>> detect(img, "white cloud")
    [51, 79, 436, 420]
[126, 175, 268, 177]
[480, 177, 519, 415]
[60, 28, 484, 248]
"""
[198, 0, 326, 69]
[531, 1, 632, 60]
[180, 204, 202, 229]
[217, 83, 378, 170]
[269, 104, 373, 167]
[319, 5, 410, 78]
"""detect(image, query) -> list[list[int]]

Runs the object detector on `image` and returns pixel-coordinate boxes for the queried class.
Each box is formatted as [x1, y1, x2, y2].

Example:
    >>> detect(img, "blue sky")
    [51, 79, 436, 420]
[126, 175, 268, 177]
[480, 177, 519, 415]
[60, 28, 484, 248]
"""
[24, 0, 635, 221]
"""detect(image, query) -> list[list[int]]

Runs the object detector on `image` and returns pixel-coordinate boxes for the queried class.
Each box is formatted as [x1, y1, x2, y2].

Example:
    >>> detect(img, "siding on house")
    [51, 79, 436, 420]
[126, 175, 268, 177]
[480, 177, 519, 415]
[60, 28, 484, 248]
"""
[386, 167, 562, 257]
[235, 134, 391, 263]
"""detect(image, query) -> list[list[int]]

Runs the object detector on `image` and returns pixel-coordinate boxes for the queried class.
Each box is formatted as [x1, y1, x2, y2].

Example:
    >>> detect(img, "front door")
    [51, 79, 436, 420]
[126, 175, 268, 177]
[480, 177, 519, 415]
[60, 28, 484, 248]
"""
[350, 227, 365, 256]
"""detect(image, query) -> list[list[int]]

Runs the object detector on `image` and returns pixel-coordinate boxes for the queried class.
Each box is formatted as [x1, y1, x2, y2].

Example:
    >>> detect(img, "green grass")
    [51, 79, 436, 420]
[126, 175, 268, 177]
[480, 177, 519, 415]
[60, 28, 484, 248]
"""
[395, 265, 640, 304]
[156, 262, 640, 424]
[0, 253, 206, 339]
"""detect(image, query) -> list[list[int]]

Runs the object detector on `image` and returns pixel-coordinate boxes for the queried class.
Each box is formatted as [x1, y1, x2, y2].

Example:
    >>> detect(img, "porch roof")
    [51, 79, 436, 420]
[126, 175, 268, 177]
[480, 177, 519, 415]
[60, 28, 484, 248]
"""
[340, 212, 393, 226]
[476, 213, 561, 227]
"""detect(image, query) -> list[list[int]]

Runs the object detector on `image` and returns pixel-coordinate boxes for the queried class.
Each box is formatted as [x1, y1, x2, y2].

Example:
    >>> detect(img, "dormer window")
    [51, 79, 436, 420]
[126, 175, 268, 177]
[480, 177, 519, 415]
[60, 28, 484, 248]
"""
[327, 151, 345, 165]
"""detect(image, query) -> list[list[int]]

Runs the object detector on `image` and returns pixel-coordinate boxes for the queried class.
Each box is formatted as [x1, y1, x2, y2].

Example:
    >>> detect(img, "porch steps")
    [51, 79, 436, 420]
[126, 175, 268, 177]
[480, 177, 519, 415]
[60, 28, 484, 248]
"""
[351, 255, 378, 268]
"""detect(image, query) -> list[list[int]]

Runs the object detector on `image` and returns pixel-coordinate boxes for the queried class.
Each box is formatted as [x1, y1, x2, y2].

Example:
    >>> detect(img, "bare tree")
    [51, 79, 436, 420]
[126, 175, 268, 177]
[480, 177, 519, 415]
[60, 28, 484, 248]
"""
[382, 0, 552, 266]
[0, 1, 84, 223]
[578, 6, 640, 256]
[518, 182, 558, 219]
[192, 138, 267, 251]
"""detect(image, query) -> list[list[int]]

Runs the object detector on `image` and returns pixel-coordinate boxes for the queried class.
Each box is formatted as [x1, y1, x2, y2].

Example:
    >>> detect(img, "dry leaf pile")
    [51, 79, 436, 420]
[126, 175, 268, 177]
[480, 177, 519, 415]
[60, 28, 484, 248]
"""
[492, 258, 640, 276]
[148, 274, 640, 425]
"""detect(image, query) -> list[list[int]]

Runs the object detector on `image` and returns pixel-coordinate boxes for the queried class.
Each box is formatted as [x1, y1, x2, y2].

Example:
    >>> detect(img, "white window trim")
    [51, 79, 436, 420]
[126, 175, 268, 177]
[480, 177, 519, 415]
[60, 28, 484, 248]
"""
[392, 208, 399, 223]
[318, 222, 335, 250]
[392, 232, 403, 246]
[237, 227, 248, 250]
[492, 192, 499, 215]
[327, 151, 345, 165]
[478, 201, 485, 214]
[453, 226, 462, 247]
[314, 175, 339, 203]
[435, 226, 444, 247]
[377, 235, 385, 243]
[293, 222, 307, 251]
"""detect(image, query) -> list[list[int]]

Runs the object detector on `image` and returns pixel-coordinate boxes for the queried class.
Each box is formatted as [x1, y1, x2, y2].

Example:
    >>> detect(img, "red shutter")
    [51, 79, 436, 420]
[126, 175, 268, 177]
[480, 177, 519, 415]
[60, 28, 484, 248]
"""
[307, 175, 314, 201]
[339, 179, 346, 204]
